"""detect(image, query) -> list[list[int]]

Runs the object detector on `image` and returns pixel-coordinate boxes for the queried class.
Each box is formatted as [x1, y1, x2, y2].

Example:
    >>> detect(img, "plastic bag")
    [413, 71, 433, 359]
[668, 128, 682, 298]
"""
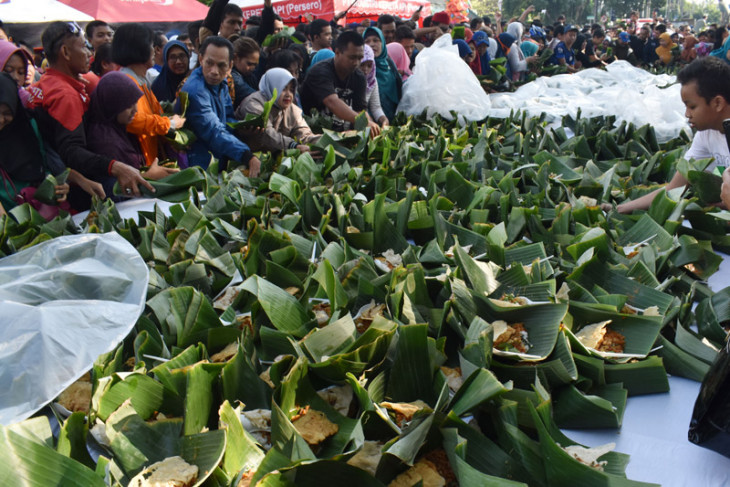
[397, 34, 491, 123]
[688, 335, 730, 457]
[0, 233, 148, 425]
[489, 60, 690, 143]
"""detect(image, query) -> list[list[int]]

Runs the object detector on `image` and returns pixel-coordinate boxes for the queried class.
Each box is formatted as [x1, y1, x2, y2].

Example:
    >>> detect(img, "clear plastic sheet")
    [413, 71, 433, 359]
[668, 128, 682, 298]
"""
[0, 233, 148, 425]
[489, 60, 690, 143]
[397, 34, 492, 123]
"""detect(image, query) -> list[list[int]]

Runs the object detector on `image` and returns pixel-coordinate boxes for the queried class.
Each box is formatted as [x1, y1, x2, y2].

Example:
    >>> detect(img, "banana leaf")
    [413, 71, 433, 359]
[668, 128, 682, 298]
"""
[0, 419, 105, 487]
[228, 89, 277, 129]
[104, 401, 225, 482]
[472, 297, 568, 361]
[687, 170, 722, 205]
[165, 127, 197, 149]
[262, 27, 302, 47]
[528, 401, 659, 486]
[114, 167, 206, 202]
[33, 168, 70, 204]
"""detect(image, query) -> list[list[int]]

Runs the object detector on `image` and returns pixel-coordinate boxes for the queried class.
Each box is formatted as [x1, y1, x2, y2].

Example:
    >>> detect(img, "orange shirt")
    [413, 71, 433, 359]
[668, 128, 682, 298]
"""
[122, 70, 171, 166]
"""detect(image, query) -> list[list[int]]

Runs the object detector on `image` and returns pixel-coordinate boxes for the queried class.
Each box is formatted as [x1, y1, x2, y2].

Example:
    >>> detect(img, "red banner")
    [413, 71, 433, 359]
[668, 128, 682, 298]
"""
[236, 0, 430, 24]
[239, 0, 336, 22]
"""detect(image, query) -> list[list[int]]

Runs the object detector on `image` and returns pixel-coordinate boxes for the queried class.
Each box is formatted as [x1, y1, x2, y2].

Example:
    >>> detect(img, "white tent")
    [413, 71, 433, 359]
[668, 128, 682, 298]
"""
[0, 0, 93, 23]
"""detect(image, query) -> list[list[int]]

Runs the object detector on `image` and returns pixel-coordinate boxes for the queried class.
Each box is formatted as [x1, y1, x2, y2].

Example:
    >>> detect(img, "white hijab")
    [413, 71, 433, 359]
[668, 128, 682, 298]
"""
[258, 67, 296, 106]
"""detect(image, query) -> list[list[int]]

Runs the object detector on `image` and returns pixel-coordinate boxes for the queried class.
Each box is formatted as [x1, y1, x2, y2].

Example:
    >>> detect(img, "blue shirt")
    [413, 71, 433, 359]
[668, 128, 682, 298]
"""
[180, 67, 252, 169]
[550, 41, 575, 66]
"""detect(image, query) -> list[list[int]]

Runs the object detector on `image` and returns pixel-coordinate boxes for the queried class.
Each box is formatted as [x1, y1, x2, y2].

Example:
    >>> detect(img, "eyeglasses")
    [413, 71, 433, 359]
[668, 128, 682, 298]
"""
[48, 21, 83, 56]
[168, 53, 189, 62]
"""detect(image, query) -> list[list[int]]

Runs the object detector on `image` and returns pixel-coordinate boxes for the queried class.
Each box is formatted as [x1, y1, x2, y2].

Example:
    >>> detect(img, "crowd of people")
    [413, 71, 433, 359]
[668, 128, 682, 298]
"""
[1, 0, 730, 217]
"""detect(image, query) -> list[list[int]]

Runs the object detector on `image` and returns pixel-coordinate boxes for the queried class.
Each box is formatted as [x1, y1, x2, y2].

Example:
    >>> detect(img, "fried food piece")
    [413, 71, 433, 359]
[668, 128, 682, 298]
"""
[380, 400, 429, 427]
[210, 342, 238, 363]
[292, 409, 339, 445]
[388, 459, 446, 487]
[128, 456, 198, 487]
[492, 320, 530, 353]
[57, 379, 92, 413]
[347, 441, 383, 476]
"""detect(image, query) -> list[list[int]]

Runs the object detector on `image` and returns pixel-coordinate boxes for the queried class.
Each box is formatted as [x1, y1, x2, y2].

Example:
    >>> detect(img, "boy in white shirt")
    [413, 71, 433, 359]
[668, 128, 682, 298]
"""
[609, 57, 730, 213]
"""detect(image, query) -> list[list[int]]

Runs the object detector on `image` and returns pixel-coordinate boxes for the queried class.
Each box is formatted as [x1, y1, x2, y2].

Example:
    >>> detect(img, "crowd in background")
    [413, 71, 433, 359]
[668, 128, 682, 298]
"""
[1, 0, 730, 218]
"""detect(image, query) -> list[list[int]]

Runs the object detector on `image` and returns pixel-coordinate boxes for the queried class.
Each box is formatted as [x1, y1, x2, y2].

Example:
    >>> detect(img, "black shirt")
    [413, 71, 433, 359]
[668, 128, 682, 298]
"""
[300, 58, 366, 131]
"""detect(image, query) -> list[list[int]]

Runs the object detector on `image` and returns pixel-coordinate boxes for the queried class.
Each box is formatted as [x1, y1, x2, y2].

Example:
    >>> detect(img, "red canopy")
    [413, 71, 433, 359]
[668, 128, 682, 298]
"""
[58, 0, 209, 23]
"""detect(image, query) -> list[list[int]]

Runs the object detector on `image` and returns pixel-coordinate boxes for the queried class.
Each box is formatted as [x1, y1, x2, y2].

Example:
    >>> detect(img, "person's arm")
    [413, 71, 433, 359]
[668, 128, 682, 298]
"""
[607, 171, 689, 213]
[202, 0, 229, 40]
[126, 98, 180, 137]
[518, 5, 535, 23]
[256, 0, 275, 45]
[185, 86, 254, 166]
[494, 12, 503, 35]
[508, 46, 528, 74]
[367, 83, 387, 125]
[413, 26, 440, 38]
[323, 94, 360, 124]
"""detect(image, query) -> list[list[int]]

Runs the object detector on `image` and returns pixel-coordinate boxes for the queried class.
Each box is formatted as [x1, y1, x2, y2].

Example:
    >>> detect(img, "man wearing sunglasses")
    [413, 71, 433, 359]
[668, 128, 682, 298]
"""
[27, 21, 153, 201]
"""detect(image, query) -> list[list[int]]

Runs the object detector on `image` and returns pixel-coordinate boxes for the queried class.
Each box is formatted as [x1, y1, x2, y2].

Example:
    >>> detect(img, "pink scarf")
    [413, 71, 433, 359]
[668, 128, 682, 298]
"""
[362, 44, 377, 91]
[386, 42, 412, 81]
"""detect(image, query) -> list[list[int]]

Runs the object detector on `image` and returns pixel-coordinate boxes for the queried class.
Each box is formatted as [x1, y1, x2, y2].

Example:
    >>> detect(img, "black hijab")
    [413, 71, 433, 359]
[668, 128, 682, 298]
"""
[0, 72, 44, 184]
[151, 40, 190, 103]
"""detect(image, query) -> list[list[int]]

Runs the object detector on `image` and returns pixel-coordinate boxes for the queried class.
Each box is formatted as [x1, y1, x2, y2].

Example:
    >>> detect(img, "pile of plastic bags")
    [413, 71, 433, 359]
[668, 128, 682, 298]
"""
[489, 61, 689, 142]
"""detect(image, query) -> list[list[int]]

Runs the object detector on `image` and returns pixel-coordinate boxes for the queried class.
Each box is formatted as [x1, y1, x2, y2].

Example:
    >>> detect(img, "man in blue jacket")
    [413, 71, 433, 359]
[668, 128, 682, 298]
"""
[181, 35, 261, 176]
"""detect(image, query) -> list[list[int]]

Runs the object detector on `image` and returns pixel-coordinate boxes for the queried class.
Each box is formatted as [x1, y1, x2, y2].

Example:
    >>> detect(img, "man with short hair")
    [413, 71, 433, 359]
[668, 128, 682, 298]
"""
[309, 19, 333, 53]
[615, 31, 639, 65]
[146, 31, 168, 84]
[85, 20, 113, 52]
[300, 30, 379, 134]
[431, 11, 451, 34]
[549, 24, 578, 72]
[395, 25, 416, 59]
[548, 24, 564, 50]
[470, 17, 484, 32]
[27, 21, 149, 199]
[603, 58, 730, 212]
[181, 36, 261, 176]
[219, 3, 244, 38]
[378, 14, 397, 44]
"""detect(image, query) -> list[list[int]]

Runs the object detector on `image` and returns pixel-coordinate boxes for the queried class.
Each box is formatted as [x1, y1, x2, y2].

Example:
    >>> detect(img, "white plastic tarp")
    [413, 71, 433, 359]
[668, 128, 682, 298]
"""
[0, 0, 93, 23]
[0, 233, 148, 425]
[489, 61, 690, 143]
[397, 34, 492, 123]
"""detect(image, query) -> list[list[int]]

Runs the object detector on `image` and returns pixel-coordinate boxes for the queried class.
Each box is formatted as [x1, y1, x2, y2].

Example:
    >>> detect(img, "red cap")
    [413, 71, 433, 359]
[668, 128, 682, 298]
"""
[432, 11, 451, 25]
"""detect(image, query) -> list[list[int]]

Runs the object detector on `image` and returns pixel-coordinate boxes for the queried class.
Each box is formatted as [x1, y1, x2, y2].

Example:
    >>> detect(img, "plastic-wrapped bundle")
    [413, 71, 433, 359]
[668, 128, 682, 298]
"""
[397, 34, 491, 123]
[489, 61, 690, 142]
[0, 233, 148, 425]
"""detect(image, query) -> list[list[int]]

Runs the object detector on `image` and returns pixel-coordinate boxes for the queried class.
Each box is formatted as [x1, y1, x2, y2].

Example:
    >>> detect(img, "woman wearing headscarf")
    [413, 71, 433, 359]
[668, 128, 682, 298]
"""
[86, 72, 178, 200]
[151, 40, 190, 103]
[363, 26, 401, 121]
[0, 39, 32, 107]
[311, 48, 335, 67]
[386, 42, 412, 81]
[655, 32, 680, 66]
[504, 22, 537, 81]
[235, 67, 320, 152]
[710, 28, 730, 63]
[0, 72, 69, 215]
[471, 31, 491, 75]
[453, 39, 474, 63]
[360, 44, 387, 126]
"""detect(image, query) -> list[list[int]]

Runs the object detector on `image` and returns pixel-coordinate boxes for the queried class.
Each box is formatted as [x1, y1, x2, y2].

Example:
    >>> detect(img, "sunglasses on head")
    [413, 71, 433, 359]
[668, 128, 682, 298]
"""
[49, 22, 83, 55]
